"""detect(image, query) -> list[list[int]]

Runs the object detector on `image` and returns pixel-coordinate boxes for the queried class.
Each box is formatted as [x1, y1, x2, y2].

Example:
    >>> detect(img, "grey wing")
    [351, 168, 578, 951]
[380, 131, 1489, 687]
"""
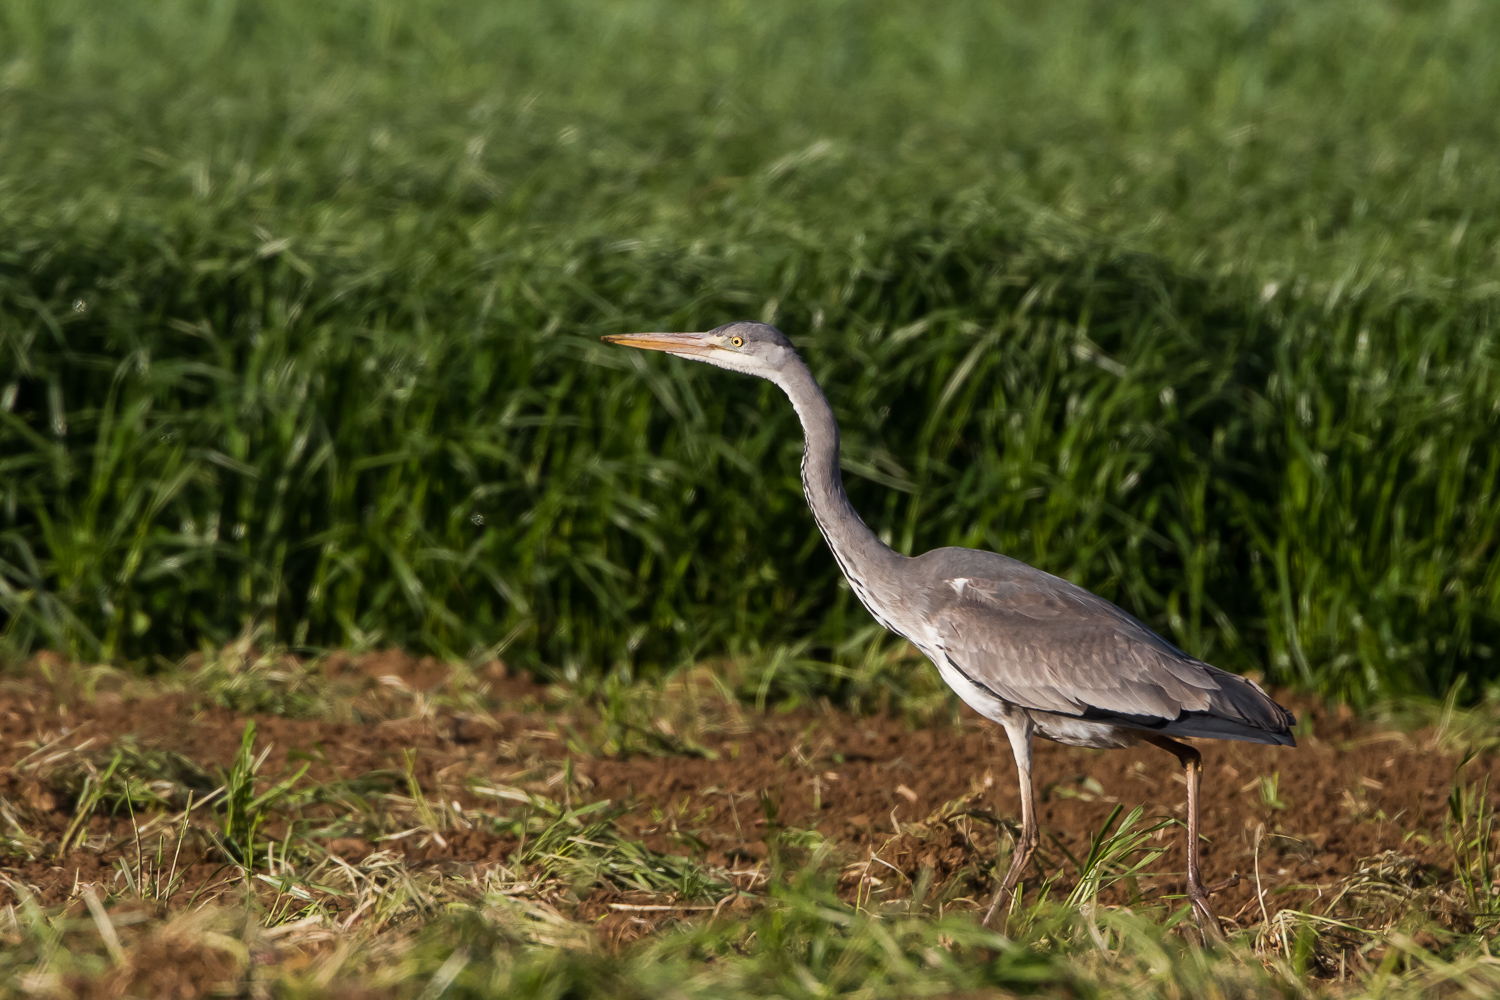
[927, 568, 1296, 746]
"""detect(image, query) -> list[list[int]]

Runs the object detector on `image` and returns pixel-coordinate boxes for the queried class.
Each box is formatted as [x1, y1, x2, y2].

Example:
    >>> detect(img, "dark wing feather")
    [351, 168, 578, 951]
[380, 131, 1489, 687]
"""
[919, 553, 1295, 745]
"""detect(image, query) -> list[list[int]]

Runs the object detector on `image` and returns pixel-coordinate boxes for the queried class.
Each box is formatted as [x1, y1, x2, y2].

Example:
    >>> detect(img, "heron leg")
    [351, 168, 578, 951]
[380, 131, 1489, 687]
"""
[982, 713, 1038, 929]
[1143, 735, 1226, 942]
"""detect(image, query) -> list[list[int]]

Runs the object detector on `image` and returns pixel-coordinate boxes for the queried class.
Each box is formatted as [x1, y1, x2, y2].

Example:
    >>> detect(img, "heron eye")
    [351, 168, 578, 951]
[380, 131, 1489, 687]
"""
[731, 336, 744, 348]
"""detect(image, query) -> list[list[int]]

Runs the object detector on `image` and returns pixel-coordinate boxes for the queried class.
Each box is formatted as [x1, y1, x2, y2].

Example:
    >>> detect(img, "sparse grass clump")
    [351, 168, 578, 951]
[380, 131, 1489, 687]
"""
[191, 640, 338, 720]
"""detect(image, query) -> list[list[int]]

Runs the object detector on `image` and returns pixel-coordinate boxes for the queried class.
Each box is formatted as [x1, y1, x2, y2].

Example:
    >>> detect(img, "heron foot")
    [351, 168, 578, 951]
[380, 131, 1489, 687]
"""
[980, 832, 1039, 930]
[980, 888, 1012, 929]
[1180, 873, 1239, 943]
[1186, 883, 1227, 943]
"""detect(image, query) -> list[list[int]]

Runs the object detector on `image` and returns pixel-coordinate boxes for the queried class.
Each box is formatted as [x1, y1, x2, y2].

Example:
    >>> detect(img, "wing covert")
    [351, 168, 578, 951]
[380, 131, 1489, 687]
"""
[928, 571, 1290, 737]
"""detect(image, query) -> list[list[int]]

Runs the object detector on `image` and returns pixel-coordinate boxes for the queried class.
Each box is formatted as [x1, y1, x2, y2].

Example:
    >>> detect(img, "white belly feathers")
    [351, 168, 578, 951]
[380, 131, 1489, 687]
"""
[917, 636, 1142, 750]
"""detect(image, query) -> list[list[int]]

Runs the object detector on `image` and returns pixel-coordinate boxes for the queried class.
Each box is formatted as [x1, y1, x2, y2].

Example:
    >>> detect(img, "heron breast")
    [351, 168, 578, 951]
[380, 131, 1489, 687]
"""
[923, 646, 1013, 725]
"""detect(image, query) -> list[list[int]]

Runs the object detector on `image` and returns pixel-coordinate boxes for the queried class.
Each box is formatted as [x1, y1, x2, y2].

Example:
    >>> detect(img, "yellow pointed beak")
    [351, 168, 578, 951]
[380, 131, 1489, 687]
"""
[601, 332, 717, 356]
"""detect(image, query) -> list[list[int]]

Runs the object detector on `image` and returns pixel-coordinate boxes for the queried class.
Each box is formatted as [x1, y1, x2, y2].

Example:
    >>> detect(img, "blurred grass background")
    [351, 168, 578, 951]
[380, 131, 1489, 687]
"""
[2, 0, 1499, 702]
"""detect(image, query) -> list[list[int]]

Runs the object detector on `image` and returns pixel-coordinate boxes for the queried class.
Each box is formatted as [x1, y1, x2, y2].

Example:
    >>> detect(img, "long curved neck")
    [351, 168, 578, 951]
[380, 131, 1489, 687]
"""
[770, 361, 907, 605]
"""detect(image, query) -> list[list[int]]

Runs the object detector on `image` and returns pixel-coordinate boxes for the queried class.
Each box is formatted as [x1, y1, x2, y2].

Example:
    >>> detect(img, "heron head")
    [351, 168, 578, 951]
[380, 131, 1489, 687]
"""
[602, 321, 796, 380]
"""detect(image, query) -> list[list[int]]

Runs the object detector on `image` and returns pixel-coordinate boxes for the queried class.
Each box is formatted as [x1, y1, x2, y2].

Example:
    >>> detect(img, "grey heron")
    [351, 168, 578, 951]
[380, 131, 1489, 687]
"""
[604, 321, 1295, 937]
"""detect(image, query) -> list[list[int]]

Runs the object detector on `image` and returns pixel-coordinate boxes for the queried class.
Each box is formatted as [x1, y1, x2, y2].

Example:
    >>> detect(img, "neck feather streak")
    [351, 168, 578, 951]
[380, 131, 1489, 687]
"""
[771, 362, 905, 622]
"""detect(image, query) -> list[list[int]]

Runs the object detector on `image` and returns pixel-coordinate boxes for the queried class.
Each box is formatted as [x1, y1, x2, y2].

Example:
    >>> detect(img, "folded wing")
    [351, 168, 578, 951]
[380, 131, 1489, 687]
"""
[924, 564, 1295, 746]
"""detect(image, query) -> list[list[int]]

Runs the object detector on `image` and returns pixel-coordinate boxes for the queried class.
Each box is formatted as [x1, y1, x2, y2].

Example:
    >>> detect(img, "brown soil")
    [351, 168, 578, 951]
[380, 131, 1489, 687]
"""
[2, 650, 1490, 940]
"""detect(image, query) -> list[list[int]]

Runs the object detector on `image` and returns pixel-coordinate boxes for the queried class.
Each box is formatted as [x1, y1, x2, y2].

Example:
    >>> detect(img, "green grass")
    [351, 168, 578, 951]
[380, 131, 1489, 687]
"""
[3, 0, 1500, 703]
